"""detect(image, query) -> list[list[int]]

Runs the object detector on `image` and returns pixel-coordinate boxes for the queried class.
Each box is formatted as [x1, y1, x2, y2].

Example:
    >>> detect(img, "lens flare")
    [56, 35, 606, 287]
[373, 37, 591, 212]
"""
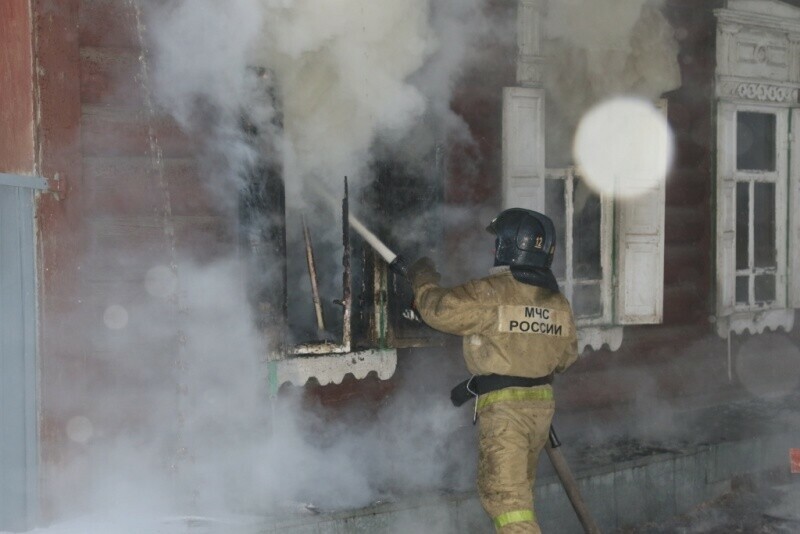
[66, 416, 94, 444]
[735, 335, 800, 398]
[573, 96, 674, 199]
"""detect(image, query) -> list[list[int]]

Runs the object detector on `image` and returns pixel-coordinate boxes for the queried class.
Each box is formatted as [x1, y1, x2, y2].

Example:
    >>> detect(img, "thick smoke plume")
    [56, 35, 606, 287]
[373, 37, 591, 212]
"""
[16, 0, 491, 532]
[253, 0, 431, 197]
[28, 257, 475, 532]
[146, 0, 493, 340]
[149, 0, 488, 206]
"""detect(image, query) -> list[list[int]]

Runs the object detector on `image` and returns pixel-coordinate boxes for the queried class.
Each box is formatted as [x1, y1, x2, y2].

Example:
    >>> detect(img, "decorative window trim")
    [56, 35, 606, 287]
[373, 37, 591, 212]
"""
[717, 80, 800, 104]
[577, 326, 624, 353]
[714, 0, 800, 339]
[715, 308, 794, 337]
[268, 349, 398, 390]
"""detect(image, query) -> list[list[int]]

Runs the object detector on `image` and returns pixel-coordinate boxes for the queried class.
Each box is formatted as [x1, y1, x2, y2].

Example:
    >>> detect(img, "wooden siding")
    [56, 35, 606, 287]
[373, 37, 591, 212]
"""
[0, 0, 36, 174]
[31, 0, 231, 517]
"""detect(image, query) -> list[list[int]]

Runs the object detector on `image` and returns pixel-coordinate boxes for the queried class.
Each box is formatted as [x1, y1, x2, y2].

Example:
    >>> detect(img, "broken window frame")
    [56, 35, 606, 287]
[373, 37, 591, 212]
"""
[286, 181, 354, 356]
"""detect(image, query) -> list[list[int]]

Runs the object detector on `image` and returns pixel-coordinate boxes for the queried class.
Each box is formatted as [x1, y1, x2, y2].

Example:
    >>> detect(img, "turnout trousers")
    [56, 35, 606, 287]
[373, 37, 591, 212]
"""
[476, 387, 555, 533]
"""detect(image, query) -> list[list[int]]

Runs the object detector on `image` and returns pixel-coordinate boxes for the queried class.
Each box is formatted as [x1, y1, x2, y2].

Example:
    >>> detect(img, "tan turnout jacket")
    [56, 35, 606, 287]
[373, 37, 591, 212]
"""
[412, 266, 578, 378]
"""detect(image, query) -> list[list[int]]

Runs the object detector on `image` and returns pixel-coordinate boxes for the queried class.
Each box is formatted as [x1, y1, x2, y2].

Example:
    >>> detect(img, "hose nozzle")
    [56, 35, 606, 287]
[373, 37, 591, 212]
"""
[388, 255, 409, 277]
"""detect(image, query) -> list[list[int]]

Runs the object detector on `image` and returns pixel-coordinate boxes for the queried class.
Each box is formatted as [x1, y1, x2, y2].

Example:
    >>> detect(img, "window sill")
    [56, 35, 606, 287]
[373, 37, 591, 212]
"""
[577, 326, 624, 353]
[715, 308, 795, 338]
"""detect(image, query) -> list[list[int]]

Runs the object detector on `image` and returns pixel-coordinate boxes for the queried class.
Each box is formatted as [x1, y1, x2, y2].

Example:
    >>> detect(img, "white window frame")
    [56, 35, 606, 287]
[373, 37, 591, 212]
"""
[713, 0, 800, 337]
[502, 87, 665, 353]
[732, 106, 787, 312]
[544, 167, 614, 327]
[716, 102, 794, 336]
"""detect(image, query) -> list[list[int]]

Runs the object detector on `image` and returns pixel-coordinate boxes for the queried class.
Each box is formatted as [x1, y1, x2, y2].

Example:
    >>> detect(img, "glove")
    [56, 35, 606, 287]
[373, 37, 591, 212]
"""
[407, 257, 441, 286]
[388, 255, 409, 277]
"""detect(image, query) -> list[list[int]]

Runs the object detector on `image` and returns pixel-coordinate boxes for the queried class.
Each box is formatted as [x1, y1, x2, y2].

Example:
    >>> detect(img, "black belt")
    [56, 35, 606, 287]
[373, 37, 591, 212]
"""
[450, 373, 553, 407]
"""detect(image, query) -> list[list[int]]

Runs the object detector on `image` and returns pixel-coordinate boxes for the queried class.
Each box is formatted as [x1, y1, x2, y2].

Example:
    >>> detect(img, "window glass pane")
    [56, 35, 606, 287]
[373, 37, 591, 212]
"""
[736, 276, 749, 304]
[737, 112, 775, 171]
[736, 182, 749, 270]
[546, 178, 566, 279]
[573, 180, 602, 279]
[754, 274, 776, 303]
[573, 283, 602, 318]
[753, 182, 776, 268]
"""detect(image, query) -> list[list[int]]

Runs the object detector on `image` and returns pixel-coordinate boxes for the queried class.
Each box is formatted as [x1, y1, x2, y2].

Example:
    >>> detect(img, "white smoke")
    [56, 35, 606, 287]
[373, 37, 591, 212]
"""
[17, 1, 490, 531]
[28, 256, 474, 532]
[149, 0, 266, 129]
[148, 0, 277, 206]
[542, 0, 681, 164]
[148, 0, 488, 208]
[253, 0, 431, 197]
[544, 0, 679, 99]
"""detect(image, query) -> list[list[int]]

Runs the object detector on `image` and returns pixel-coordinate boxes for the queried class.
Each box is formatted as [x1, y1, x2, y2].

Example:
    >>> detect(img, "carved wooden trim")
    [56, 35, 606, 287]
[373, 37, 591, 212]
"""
[516, 0, 545, 87]
[716, 309, 795, 337]
[718, 81, 800, 103]
[577, 326, 624, 353]
[736, 83, 798, 101]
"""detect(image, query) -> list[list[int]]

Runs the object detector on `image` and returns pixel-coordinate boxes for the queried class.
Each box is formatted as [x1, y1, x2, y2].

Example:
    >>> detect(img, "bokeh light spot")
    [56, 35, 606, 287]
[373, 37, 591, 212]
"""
[66, 416, 94, 444]
[103, 304, 129, 330]
[573, 96, 674, 199]
[735, 335, 800, 398]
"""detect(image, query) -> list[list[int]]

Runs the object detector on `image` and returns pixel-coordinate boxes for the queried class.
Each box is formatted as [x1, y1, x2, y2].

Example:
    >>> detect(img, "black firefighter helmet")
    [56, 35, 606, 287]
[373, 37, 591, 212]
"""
[486, 208, 556, 269]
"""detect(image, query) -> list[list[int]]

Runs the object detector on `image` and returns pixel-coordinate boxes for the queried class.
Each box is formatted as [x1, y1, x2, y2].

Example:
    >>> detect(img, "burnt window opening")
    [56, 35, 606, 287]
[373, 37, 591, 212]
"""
[237, 68, 356, 355]
[358, 139, 447, 349]
[242, 176, 354, 354]
[238, 68, 287, 351]
[284, 198, 348, 347]
[239, 89, 446, 354]
[239, 162, 287, 346]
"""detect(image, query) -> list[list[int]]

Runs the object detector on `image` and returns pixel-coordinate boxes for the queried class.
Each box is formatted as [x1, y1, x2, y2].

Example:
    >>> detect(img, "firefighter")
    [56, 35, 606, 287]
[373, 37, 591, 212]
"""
[402, 208, 578, 533]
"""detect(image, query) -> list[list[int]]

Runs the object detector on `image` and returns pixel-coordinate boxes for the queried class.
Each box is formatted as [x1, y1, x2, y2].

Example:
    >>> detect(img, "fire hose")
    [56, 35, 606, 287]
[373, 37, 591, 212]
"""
[547, 427, 602, 534]
[324, 191, 601, 533]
